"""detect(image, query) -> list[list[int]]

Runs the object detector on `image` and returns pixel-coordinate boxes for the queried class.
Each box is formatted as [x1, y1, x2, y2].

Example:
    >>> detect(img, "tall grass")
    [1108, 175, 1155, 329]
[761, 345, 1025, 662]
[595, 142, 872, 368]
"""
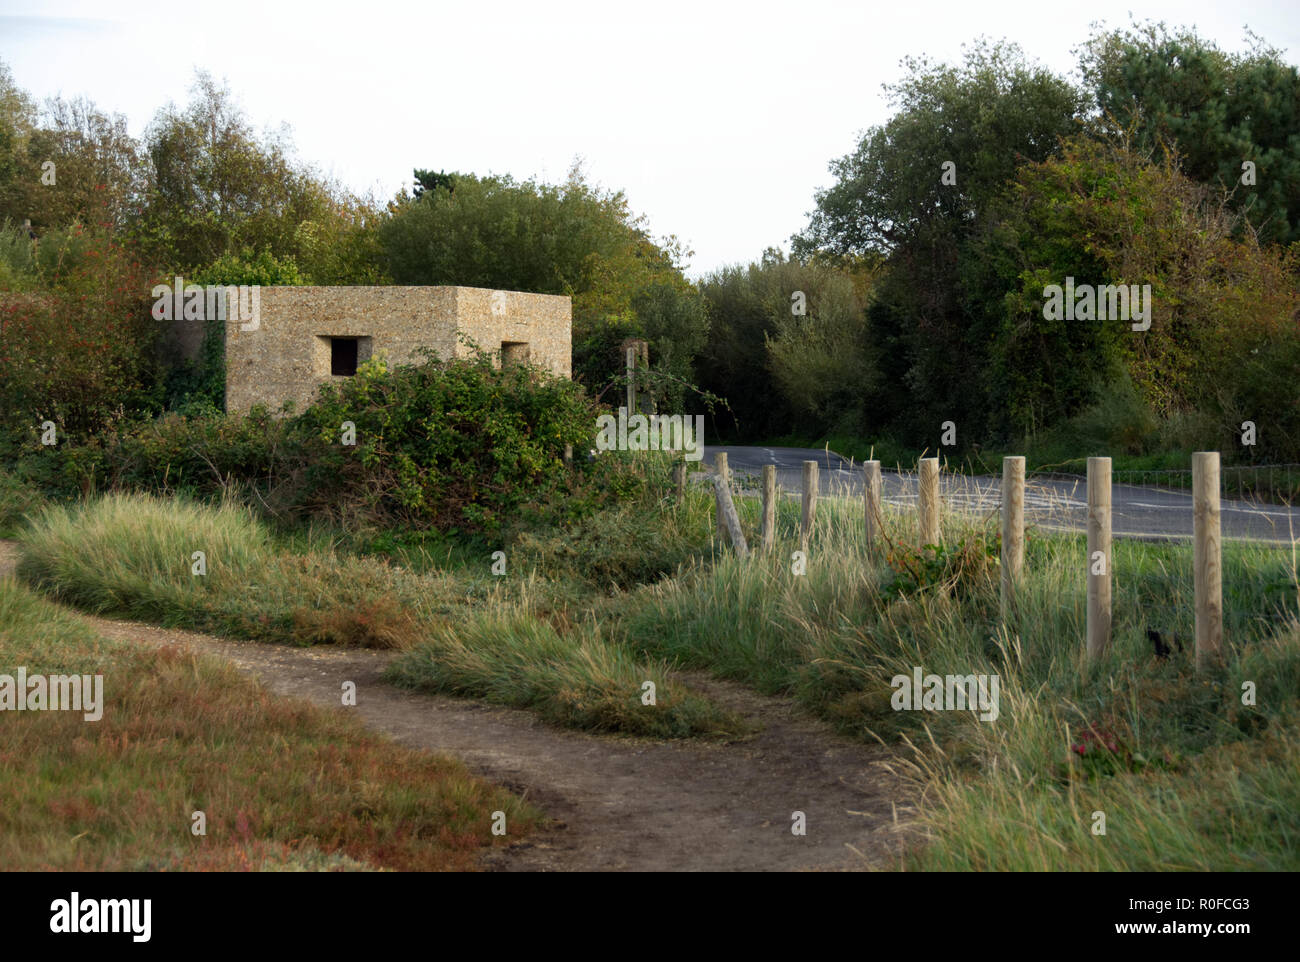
[16, 492, 457, 647]
[15, 492, 744, 738]
[606, 481, 1300, 868]
[385, 585, 746, 738]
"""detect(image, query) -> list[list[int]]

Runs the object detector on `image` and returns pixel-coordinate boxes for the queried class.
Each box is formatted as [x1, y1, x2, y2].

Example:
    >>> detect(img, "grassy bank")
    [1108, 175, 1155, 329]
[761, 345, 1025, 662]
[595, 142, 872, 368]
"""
[15, 472, 1300, 868]
[602, 489, 1300, 869]
[15, 492, 744, 739]
[0, 576, 539, 870]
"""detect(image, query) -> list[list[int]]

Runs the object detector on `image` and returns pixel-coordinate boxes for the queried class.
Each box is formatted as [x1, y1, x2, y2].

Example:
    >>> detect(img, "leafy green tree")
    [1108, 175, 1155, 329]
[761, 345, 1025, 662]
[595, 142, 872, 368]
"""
[629, 282, 709, 412]
[22, 96, 142, 232]
[1080, 21, 1300, 245]
[381, 162, 692, 391]
[292, 191, 389, 285]
[191, 246, 306, 287]
[0, 60, 38, 233]
[968, 132, 1300, 454]
[697, 250, 875, 439]
[795, 40, 1085, 259]
[133, 72, 335, 271]
[0, 225, 162, 450]
[792, 40, 1087, 447]
[412, 168, 455, 198]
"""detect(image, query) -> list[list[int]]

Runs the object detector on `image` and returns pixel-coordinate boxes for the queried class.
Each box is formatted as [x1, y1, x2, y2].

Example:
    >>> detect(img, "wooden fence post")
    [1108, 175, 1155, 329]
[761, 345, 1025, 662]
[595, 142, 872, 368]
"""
[918, 457, 940, 546]
[761, 464, 776, 553]
[800, 460, 818, 551]
[715, 451, 730, 543]
[863, 460, 882, 548]
[1087, 456, 1112, 661]
[1001, 456, 1025, 622]
[1193, 451, 1224, 671]
[713, 473, 749, 557]
[672, 460, 686, 502]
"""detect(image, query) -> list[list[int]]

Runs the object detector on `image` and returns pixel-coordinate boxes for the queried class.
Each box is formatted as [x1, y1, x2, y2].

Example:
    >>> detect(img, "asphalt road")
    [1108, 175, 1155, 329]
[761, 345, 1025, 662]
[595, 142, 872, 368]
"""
[705, 445, 1300, 545]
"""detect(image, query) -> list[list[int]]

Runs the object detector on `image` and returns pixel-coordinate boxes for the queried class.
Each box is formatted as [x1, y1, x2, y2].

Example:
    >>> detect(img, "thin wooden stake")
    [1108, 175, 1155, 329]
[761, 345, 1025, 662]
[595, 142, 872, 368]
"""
[715, 451, 730, 543]
[761, 464, 776, 553]
[1193, 451, 1224, 671]
[713, 473, 749, 557]
[626, 345, 636, 415]
[863, 460, 882, 548]
[1001, 456, 1025, 622]
[1087, 456, 1112, 661]
[918, 457, 940, 546]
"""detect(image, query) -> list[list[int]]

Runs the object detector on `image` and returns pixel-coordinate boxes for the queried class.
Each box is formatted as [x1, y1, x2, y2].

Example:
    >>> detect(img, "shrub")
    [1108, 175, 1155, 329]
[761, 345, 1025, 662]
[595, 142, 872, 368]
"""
[71, 408, 286, 498]
[285, 347, 611, 533]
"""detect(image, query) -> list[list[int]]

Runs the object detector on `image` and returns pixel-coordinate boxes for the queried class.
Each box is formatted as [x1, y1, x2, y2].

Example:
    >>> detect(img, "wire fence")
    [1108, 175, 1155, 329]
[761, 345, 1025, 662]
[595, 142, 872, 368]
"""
[1026, 463, 1300, 505]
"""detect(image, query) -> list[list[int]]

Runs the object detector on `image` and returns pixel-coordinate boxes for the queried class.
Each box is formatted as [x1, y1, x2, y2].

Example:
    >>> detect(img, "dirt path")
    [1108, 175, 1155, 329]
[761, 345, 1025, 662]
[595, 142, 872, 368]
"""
[0, 541, 915, 871]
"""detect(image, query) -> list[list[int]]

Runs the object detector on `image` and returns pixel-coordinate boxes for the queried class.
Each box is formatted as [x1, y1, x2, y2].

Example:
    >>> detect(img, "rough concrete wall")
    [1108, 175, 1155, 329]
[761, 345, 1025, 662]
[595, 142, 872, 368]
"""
[453, 287, 572, 379]
[224, 286, 572, 414]
[225, 286, 458, 413]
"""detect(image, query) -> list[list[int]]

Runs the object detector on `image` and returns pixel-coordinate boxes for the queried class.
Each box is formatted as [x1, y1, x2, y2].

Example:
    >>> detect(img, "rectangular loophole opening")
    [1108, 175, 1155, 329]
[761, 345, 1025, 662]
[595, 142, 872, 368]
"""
[331, 337, 359, 376]
[501, 341, 530, 367]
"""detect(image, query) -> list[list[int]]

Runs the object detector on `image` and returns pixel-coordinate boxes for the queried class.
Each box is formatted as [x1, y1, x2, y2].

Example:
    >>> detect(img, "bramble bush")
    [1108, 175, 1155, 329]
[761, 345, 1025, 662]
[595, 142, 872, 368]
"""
[285, 347, 611, 532]
[57, 346, 632, 536]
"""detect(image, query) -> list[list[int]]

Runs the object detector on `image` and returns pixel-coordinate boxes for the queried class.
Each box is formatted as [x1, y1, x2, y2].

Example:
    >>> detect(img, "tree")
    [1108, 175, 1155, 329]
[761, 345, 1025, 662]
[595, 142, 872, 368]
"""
[1079, 21, 1300, 245]
[24, 95, 142, 232]
[412, 168, 455, 198]
[380, 162, 693, 392]
[792, 40, 1086, 446]
[629, 282, 709, 412]
[0, 59, 37, 232]
[967, 132, 1300, 453]
[697, 251, 876, 440]
[133, 72, 335, 271]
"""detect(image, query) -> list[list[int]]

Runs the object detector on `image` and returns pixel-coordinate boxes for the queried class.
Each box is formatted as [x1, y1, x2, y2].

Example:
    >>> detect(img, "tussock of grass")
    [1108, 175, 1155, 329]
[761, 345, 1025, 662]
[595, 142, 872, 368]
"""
[17, 492, 741, 738]
[0, 578, 539, 870]
[0, 468, 46, 538]
[386, 587, 748, 738]
[16, 493, 448, 648]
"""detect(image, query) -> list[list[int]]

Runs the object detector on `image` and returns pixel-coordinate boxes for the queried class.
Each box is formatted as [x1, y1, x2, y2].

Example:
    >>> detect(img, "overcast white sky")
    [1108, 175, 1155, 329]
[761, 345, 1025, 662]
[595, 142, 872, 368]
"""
[2, 0, 1297, 276]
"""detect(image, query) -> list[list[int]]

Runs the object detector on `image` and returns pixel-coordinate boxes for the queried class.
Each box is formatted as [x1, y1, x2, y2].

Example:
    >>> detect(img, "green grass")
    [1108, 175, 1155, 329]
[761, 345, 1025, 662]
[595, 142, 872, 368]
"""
[385, 595, 746, 738]
[16, 467, 1300, 868]
[15, 491, 745, 739]
[16, 492, 450, 648]
[596, 485, 1300, 869]
[0, 467, 47, 538]
[0, 575, 539, 870]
